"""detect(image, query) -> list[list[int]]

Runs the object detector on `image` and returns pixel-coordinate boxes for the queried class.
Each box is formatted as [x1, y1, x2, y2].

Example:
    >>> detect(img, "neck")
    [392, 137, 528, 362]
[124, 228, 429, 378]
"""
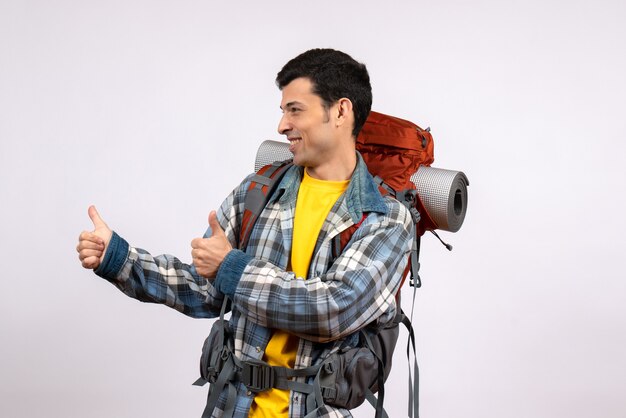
[306, 144, 357, 181]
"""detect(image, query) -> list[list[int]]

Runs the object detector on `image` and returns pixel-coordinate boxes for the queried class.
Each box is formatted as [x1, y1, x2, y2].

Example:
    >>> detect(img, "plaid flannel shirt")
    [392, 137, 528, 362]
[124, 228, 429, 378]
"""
[95, 152, 414, 418]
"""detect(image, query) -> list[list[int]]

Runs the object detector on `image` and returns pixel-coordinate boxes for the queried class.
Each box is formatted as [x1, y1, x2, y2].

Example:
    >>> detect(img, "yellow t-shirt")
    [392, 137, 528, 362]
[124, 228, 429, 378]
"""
[249, 170, 349, 417]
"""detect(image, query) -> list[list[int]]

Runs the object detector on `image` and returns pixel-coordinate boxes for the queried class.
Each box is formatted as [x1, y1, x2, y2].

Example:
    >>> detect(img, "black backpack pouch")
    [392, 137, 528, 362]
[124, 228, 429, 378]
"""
[198, 318, 233, 385]
[317, 320, 400, 409]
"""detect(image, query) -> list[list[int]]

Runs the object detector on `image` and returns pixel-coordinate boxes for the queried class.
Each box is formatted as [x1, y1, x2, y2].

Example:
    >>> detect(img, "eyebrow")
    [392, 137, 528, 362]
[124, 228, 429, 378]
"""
[280, 101, 305, 111]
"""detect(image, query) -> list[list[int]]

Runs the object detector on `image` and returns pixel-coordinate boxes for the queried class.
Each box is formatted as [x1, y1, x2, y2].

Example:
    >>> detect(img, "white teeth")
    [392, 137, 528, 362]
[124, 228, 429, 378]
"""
[288, 138, 301, 152]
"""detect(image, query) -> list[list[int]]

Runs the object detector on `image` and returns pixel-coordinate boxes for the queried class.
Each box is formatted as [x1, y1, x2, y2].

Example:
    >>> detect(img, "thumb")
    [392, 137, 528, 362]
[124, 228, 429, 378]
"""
[208, 211, 225, 236]
[88, 205, 108, 229]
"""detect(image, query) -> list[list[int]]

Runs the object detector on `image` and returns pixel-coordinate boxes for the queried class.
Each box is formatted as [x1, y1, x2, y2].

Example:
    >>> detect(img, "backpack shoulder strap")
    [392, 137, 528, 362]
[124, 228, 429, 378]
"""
[239, 159, 293, 250]
[331, 176, 391, 259]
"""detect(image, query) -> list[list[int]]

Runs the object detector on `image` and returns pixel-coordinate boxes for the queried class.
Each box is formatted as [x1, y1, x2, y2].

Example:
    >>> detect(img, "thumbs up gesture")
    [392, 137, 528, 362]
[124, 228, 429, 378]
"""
[76, 205, 113, 270]
[191, 211, 233, 279]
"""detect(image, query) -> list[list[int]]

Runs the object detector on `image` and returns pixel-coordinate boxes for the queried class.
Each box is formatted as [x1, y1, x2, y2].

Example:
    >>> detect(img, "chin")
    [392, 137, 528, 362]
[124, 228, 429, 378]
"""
[291, 155, 305, 167]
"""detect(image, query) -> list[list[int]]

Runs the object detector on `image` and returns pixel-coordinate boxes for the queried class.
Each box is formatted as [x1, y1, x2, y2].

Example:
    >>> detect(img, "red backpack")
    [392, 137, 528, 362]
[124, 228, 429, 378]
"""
[357, 111, 436, 237]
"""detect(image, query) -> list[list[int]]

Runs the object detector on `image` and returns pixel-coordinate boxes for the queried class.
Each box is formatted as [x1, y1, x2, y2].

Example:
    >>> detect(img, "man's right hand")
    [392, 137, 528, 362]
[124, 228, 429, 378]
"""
[77, 205, 113, 270]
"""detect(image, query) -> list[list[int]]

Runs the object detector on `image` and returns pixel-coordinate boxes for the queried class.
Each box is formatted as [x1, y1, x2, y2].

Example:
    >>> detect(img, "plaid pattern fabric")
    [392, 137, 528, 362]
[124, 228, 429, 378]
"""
[96, 153, 414, 418]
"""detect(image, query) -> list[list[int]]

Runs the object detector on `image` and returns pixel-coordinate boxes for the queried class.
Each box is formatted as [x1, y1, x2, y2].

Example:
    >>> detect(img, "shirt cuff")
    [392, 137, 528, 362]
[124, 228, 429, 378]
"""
[214, 249, 252, 297]
[94, 231, 129, 279]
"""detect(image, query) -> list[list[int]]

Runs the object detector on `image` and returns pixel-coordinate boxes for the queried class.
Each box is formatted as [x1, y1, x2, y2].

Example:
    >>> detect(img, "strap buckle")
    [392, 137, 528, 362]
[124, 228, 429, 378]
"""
[398, 189, 421, 224]
[241, 361, 275, 393]
[321, 386, 337, 401]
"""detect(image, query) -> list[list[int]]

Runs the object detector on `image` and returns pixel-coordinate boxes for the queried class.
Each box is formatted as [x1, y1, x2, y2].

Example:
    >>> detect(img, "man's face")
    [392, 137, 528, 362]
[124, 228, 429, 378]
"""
[278, 77, 339, 176]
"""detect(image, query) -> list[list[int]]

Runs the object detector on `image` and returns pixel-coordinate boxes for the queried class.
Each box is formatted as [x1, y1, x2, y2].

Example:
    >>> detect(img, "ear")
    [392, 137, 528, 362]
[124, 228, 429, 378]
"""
[334, 98, 354, 128]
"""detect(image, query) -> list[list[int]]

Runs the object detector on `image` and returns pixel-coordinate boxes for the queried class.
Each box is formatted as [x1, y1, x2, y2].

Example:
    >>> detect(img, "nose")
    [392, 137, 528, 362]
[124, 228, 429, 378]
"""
[277, 113, 291, 135]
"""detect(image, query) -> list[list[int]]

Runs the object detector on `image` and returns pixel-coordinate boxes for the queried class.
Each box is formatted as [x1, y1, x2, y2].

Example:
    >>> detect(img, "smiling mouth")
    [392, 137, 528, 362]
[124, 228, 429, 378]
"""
[288, 137, 302, 152]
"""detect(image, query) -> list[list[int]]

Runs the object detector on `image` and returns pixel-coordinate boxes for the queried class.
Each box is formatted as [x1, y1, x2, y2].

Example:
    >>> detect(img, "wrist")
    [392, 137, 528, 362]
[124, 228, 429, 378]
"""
[95, 231, 129, 278]
[214, 249, 252, 297]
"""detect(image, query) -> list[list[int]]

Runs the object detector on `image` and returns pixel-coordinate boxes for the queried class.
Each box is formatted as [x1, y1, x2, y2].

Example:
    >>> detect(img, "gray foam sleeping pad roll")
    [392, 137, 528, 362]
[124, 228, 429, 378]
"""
[254, 140, 469, 233]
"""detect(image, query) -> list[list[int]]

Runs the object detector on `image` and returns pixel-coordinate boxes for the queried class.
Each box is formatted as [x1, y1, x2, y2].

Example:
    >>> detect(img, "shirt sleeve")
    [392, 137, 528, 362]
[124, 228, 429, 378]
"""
[93, 175, 254, 319]
[213, 197, 414, 342]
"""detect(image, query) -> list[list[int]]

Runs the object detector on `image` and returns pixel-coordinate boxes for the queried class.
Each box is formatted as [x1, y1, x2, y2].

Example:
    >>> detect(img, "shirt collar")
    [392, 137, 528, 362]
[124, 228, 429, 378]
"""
[272, 152, 388, 223]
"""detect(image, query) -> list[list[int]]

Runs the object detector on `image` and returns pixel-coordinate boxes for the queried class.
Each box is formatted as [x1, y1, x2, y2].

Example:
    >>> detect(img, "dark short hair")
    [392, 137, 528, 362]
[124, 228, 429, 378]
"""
[276, 48, 372, 138]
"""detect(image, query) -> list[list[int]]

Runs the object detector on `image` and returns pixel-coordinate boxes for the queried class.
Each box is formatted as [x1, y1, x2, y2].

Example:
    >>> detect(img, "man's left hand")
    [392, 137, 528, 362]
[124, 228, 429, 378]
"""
[191, 211, 233, 279]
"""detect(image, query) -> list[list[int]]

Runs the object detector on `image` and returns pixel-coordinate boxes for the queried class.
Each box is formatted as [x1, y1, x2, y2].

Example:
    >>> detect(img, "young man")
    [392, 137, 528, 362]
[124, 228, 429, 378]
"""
[77, 49, 414, 418]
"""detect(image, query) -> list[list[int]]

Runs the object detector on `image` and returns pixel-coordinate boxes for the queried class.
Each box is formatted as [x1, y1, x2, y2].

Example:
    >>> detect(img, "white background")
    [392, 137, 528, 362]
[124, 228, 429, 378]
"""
[1, 0, 625, 417]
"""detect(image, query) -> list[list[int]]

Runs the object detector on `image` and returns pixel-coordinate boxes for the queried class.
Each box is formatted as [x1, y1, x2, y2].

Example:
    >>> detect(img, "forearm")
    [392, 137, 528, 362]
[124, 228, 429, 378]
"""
[90, 176, 254, 318]
[95, 232, 224, 318]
